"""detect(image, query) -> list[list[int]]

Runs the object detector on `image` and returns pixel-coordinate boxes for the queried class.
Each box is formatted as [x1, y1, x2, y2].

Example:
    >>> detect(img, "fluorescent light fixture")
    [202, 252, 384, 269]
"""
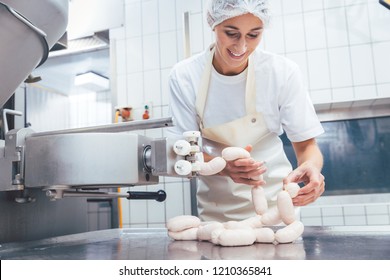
[74, 71, 109, 91]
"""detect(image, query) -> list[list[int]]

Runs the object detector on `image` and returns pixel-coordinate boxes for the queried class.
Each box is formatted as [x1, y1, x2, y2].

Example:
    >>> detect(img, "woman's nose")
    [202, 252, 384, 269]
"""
[235, 38, 247, 53]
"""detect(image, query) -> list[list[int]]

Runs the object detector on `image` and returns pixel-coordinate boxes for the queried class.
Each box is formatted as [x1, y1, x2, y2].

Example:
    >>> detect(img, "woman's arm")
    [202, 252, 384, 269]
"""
[284, 138, 325, 206]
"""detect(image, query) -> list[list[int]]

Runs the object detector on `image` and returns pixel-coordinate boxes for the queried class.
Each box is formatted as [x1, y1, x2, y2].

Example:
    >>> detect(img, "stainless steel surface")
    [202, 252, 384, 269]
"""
[2, 109, 23, 134]
[0, 0, 68, 108]
[30, 117, 175, 137]
[24, 133, 158, 188]
[151, 137, 183, 177]
[0, 128, 34, 191]
[1, 226, 389, 260]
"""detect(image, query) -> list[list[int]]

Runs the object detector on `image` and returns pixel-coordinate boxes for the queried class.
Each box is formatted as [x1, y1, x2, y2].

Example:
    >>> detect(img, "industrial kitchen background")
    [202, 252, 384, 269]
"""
[0, 0, 389, 243]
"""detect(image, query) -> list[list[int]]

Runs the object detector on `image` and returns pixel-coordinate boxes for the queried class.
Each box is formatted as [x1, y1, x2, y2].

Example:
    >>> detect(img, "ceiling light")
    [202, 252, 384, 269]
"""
[74, 71, 109, 92]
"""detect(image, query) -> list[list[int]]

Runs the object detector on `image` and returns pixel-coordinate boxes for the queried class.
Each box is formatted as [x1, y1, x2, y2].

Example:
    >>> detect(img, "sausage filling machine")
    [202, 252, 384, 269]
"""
[0, 0, 194, 203]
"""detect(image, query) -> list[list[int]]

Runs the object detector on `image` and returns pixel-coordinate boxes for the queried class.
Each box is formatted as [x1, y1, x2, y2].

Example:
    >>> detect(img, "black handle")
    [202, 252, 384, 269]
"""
[127, 190, 167, 202]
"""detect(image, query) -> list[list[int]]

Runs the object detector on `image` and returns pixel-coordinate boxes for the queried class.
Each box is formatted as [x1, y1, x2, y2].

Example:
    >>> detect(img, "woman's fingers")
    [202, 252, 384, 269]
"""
[292, 180, 325, 206]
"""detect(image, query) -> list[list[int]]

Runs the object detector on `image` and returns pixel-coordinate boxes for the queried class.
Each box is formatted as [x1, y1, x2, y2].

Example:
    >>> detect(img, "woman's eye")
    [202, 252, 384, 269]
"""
[225, 32, 239, 38]
[247, 33, 259, 39]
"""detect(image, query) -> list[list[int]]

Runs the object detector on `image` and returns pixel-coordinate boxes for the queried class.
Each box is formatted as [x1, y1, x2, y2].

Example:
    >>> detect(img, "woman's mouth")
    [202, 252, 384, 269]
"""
[227, 49, 246, 59]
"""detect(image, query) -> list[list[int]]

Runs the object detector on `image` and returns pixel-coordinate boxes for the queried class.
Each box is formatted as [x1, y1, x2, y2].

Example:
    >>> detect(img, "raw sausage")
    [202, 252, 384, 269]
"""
[277, 191, 296, 225]
[166, 215, 201, 232]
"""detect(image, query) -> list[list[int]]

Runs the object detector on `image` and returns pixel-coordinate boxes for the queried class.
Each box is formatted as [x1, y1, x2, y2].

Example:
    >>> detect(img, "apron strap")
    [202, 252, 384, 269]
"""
[195, 45, 257, 130]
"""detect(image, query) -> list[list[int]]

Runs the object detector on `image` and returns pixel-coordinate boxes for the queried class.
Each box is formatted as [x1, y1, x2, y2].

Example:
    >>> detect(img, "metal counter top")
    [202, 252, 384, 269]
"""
[1, 226, 390, 260]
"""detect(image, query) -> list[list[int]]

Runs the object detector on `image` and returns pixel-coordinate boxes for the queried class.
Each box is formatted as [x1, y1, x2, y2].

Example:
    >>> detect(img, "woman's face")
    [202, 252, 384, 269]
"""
[213, 13, 264, 75]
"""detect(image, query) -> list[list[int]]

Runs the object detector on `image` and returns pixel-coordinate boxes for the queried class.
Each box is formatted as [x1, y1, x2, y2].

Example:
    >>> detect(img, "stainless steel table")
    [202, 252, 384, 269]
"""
[1, 226, 390, 260]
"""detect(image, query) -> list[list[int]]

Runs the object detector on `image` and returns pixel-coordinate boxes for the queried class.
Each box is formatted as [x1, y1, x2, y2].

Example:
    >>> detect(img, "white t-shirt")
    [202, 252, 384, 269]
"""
[167, 48, 324, 143]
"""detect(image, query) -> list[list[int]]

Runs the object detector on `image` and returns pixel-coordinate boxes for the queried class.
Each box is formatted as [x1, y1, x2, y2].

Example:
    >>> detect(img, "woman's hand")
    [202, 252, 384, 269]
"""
[219, 145, 267, 186]
[285, 139, 325, 206]
[283, 162, 325, 206]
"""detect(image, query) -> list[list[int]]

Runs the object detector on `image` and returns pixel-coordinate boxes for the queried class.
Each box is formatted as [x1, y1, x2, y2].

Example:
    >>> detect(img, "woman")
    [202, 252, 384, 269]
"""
[167, 0, 325, 222]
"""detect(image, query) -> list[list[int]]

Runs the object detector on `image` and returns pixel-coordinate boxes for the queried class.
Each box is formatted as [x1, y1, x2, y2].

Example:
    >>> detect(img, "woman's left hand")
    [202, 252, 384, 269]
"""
[283, 161, 325, 206]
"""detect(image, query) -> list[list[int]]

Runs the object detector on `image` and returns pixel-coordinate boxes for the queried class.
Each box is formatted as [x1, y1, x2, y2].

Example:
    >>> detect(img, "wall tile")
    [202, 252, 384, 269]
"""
[304, 10, 327, 50]
[372, 42, 390, 84]
[284, 14, 306, 53]
[377, 83, 390, 98]
[343, 205, 366, 216]
[126, 37, 143, 74]
[144, 127, 163, 138]
[324, 0, 345, 9]
[346, 4, 371, 45]
[161, 68, 171, 106]
[344, 215, 367, 226]
[350, 44, 376, 86]
[142, 0, 159, 35]
[144, 70, 161, 106]
[129, 223, 148, 228]
[310, 89, 332, 104]
[307, 49, 331, 90]
[114, 39, 127, 76]
[176, 30, 185, 61]
[302, 0, 323, 12]
[176, 0, 202, 30]
[116, 74, 128, 106]
[366, 204, 389, 215]
[325, 7, 349, 48]
[368, 2, 390, 42]
[126, 71, 144, 103]
[354, 85, 377, 100]
[285, 52, 309, 88]
[190, 13, 205, 55]
[301, 217, 322, 226]
[129, 199, 148, 224]
[328, 47, 353, 88]
[160, 32, 178, 68]
[269, 0, 282, 16]
[110, 26, 126, 40]
[165, 182, 185, 220]
[125, 1, 142, 38]
[203, 25, 214, 50]
[367, 215, 390, 225]
[264, 17, 285, 54]
[332, 87, 354, 102]
[158, 0, 176, 32]
[282, 0, 303, 14]
[147, 184, 166, 223]
[162, 105, 170, 118]
[322, 216, 345, 226]
[142, 34, 160, 70]
[300, 207, 322, 217]
[321, 206, 343, 216]
[345, 0, 367, 5]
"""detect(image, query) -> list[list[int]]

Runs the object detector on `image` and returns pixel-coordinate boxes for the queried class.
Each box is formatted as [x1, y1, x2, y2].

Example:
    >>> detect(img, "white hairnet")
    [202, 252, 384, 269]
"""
[206, 0, 270, 30]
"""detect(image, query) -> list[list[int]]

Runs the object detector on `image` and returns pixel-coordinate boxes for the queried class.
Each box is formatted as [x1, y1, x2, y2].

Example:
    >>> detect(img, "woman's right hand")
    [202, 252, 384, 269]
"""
[218, 145, 267, 186]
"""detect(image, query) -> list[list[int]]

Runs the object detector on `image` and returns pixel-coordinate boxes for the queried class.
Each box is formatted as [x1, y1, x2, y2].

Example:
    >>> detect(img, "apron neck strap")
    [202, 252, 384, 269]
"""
[196, 45, 257, 129]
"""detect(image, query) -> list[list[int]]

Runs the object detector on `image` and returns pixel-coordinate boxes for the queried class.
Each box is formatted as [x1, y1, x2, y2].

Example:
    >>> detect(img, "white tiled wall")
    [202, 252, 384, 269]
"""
[112, 0, 390, 228]
[300, 194, 390, 226]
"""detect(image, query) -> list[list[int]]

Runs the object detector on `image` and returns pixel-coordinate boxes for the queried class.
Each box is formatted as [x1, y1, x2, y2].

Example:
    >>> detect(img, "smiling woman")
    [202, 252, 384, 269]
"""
[167, 0, 325, 223]
[213, 14, 264, 75]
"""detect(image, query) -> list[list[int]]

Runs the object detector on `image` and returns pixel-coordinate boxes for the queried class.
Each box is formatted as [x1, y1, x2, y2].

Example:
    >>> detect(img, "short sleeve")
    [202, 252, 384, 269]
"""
[279, 63, 324, 142]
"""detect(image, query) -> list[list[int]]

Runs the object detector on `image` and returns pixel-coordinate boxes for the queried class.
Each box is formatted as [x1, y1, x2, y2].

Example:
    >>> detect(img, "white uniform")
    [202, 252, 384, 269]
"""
[167, 46, 324, 222]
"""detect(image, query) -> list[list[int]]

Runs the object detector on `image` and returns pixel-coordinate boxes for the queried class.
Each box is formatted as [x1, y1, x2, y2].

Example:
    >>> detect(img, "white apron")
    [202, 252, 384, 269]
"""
[195, 46, 293, 222]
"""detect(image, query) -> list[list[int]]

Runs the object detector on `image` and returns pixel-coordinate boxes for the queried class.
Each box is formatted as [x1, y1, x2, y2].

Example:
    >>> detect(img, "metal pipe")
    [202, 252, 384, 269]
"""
[62, 191, 129, 199]
[183, 11, 191, 58]
[30, 117, 175, 137]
